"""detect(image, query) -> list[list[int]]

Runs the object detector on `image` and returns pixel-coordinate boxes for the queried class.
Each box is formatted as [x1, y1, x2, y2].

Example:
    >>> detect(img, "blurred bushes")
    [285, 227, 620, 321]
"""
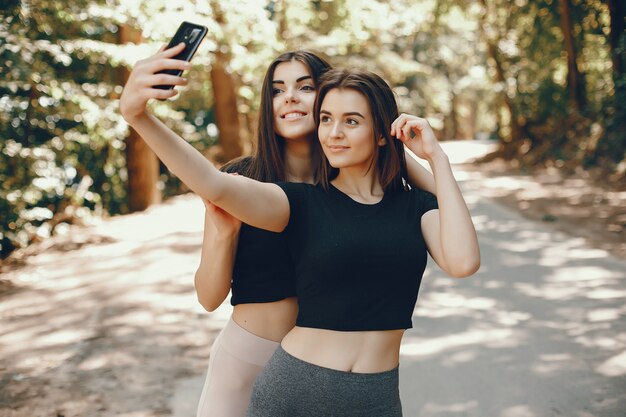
[0, 1, 217, 258]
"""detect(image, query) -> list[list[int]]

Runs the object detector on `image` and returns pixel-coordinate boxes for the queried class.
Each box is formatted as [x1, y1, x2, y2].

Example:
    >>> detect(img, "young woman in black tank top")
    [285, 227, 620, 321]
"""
[118, 46, 437, 417]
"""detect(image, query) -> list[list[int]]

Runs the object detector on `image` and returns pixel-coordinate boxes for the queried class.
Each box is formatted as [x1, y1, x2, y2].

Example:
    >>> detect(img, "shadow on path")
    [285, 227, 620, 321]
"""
[400, 169, 626, 417]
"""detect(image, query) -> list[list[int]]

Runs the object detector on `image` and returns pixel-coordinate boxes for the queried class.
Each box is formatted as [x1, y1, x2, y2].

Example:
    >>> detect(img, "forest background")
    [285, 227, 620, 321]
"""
[1, 0, 624, 259]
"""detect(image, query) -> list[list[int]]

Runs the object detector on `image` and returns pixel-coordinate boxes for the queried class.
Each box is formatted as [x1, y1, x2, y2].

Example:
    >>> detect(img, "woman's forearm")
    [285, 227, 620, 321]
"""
[428, 151, 480, 276]
[194, 224, 238, 312]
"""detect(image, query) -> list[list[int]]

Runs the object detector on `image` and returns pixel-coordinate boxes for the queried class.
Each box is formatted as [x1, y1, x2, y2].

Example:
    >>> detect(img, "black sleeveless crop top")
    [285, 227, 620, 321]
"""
[277, 182, 438, 331]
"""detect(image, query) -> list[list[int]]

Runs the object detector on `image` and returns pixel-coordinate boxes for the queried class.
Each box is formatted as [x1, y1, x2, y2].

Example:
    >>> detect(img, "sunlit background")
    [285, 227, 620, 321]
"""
[1, 1, 625, 416]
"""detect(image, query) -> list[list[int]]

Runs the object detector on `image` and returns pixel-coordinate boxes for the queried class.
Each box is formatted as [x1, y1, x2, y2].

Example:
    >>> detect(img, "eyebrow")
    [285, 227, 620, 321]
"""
[272, 75, 313, 84]
[320, 110, 365, 119]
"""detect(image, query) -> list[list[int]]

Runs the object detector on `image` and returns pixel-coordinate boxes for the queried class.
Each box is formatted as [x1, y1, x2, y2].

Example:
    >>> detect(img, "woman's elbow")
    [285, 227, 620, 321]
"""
[449, 256, 480, 278]
[196, 292, 224, 312]
[194, 274, 226, 312]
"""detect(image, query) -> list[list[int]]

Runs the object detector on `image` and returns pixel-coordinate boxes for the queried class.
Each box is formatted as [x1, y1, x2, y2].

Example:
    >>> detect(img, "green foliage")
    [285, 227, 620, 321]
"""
[0, 0, 218, 257]
[1, 0, 127, 257]
[1, 0, 623, 259]
[473, 0, 624, 172]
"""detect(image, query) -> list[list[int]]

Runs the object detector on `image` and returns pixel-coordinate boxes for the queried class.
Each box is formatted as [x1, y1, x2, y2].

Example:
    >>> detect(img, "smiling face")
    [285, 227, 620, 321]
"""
[318, 88, 382, 171]
[272, 60, 317, 142]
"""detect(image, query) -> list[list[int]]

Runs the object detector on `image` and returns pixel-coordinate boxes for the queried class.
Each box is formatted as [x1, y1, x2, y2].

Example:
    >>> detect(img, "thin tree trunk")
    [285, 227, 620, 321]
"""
[210, 51, 243, 163]
[477, 0, 522, 151]
[607, 0, 625, 83]
[558, 0, 586, 111]
[118, 24, 161, 212]
[468, 98, 478, 140]
[210, 2, 243, 163]
[277, 0, 289, 41]
[449, 89, 459, 140]
[487, 41, 523, 148]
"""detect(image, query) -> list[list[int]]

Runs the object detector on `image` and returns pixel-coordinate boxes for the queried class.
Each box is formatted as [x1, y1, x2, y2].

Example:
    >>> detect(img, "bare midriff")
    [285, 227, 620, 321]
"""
[232, 297, 298, 342]
[281, 326, 404, 373]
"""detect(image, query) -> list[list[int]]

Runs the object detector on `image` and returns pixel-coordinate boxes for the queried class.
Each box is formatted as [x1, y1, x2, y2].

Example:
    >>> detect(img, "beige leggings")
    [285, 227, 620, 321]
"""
[196, 318, 280, 417]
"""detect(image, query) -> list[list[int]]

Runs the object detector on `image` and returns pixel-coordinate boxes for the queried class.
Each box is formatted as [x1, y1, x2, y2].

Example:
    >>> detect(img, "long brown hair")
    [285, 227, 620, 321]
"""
[313, 69, 408, 193]
[222, 51, 331, 181]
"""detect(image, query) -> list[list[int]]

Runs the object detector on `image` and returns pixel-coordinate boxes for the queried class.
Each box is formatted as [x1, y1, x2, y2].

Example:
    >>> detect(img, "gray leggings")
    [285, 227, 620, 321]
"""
[246, 346, 402, 417]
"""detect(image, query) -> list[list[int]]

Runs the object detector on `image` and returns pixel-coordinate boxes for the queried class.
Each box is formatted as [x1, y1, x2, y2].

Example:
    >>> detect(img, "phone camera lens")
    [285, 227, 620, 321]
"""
[189, 28, 201, 43]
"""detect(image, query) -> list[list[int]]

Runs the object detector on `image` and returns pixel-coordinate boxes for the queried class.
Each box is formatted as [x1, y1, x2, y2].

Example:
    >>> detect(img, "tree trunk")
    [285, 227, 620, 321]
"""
[607, 0, 625, 83]
[558, 0, 586, 111]
[210, 2, 243, 163]
[468, 97, 478, 140]
[487, 40, 524, 157]
[210, 51, 243, 163]
[277, 0, 289, 41]
[449, 89, 459, 140]
[118, 24, 161, 212]
[477, 0, 522, 152]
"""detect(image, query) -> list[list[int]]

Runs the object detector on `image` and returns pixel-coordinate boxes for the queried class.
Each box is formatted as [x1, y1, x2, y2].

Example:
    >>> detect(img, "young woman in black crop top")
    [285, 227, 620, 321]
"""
[245, 70, 479, 416]
[118, 46, 437, 417]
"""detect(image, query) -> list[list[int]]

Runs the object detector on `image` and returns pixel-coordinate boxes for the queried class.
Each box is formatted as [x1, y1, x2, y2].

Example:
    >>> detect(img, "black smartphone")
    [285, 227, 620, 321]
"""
[154, 21, 208, 90]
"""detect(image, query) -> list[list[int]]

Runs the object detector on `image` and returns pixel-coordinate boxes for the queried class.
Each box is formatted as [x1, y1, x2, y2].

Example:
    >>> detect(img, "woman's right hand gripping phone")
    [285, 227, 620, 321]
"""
[154, 22, 208, 90]
[119, 22, 207, 121]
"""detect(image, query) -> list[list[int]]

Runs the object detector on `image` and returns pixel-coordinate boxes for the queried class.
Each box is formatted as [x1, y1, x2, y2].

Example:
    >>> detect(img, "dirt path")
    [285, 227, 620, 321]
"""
[401, 161, 626, 416]
[0, 195, 229, 417]
[463, 159, 625, 260]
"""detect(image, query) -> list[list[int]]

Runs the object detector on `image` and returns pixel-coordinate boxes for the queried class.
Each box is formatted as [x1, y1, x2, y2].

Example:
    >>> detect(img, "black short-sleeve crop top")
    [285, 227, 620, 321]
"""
[276, 182, 438, 331]
[220, 158, 296, 306]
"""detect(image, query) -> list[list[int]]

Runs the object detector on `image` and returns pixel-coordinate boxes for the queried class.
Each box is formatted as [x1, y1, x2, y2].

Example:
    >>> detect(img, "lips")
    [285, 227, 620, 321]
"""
[327, 145, 350, 152]
[281, 111, 307, 119]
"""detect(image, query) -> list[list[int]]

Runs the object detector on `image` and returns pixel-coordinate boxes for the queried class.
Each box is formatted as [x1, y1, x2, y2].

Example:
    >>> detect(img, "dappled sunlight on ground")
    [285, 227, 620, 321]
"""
[0, 194, 223, 417]
[419, 400, 479, 415]
[401, 328, 518, 357]
[464, 160, 626, 259]
[597, 350, 626, 377]
[400, 163, 626, 417]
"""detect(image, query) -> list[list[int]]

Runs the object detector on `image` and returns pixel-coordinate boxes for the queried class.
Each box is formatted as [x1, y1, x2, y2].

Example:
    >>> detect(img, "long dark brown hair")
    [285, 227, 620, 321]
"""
[222, 51, 331, 181]
[313, 69, 408, 193]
